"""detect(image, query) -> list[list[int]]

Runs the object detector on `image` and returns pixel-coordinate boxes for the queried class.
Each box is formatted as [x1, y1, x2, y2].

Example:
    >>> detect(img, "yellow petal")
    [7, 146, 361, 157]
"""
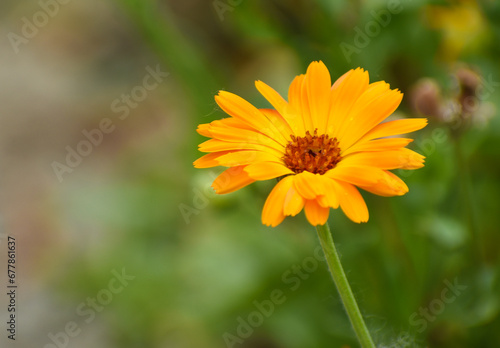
[331, 69, 350, 89]
[327, 68, 369, 137]
[358, 118, 428, 142]
[359, 170, 409, 197]
[260, 108, 293, 139]
[332, 180, 369, 223]
[283, 103, 305, 135]
[272, 75, 304, 135]
[207, 124, 285, 153]
[198, 139, 283, 157]
[244, 162, 293, 180]
[194, 151, 230, 168]
[262, 176, 294, 227]
[283, 183, 305, 216]
[288, 74, 313, 134]
[354, 81, 391, 105]
[304, 199, 330, 226]
[197, 124, 211, 137]
[336, 81, 390, 141]
[256, 81, 288, 115]
[398, 149, 426, 169]
[340, 149, 425, 170]
[342, 138, 414, 157]
[255, 83, 295, 137]
[339, 88, 404, 150]
[215, 91, 288, 144]
[300, 75, 314, 132]
[212, 166, 256, 194]
[293, 171, 326, 200]
[316, 178, 340, 209]
[216, 150, 281, 167]
[325, 165, 383, 187]
[305, 61, 331, 133]
[217, 117, 256, 131]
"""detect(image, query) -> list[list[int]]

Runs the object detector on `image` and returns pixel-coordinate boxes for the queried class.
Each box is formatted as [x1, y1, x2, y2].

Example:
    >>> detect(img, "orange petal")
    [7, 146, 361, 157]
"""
[288, 74, 313, 134]
[325, 165, 383, 187]
[198, 139, 283, 157]
[304, 199, 330, 226]
[293, 171, 326, 200]
[216, 150, 281, 167]
[194, 151, 231, 168]
[352, 80, 391, 107]
[217, 117, 256, 131]
[212, 166, 256, 194]
[262, 176, 294, 227]
[305, 61, 331, 133]
[327, 68, 369, 137]
[334, 81, 389, 142]
[342, 138, 414, 156]
[244, 162, 293, 180]
[300, 75, 314, 132]
[316, 178, 340, 209]
[331, 69, 351, 89]
[358, 118, 428, 142]
[359, 170, 409, 197]
[197, 124, 211, 137]
[279, 75, 305, 136]
[283, 183, 305, 216]
[340, 149, 425, 170]
[207, 123, 285, 152]
[339, 88, 404, 150]
[215, 91, 288, 145]
[256, 81, 288, 115]
[255, 83, 295, 137]
[260, 108, 293, 139]
[332, 180, 369, 223]
[398, 149, 426, 169]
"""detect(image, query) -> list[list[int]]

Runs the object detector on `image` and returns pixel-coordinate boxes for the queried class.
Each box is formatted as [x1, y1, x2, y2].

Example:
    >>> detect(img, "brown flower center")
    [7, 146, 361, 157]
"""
[283, 129, 342, 175]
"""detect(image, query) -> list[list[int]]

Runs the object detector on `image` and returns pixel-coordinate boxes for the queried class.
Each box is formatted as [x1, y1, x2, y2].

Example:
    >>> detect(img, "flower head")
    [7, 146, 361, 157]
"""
[194, 61, 427, 226]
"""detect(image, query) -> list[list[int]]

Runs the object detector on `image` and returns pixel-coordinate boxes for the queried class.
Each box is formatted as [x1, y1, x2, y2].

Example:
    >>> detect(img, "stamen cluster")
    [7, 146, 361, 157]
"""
[283, 129, 342, 175]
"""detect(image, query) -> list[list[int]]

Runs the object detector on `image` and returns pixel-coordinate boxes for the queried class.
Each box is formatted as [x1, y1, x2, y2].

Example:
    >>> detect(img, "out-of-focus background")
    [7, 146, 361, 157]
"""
[1, 0, 499, 347]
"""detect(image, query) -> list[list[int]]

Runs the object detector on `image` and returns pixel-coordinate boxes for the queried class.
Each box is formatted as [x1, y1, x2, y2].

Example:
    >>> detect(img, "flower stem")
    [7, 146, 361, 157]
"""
[453, 136, 484, 262]
[316, 223, 375, 348]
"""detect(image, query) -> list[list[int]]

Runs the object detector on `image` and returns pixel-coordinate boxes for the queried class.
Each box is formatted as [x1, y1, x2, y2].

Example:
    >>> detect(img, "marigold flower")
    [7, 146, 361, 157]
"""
[194, 61, 427, 226]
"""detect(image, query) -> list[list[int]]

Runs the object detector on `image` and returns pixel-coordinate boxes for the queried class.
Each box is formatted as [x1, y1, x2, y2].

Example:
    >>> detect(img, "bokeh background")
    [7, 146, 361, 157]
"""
[1, 0, 500, 347]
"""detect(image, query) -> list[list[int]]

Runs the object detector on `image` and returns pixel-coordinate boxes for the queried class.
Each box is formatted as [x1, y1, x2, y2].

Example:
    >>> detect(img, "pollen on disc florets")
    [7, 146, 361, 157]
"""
[283, 129, 342, 175]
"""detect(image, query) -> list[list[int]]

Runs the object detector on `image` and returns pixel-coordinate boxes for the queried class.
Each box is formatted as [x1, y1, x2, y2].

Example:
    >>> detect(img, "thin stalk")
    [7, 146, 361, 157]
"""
[453, 136, 484, 262]
[316, 223, 375, 348]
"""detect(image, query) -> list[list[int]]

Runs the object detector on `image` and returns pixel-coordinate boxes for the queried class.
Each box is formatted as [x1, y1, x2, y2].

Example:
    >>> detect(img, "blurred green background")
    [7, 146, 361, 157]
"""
[1, 0, 500, 347]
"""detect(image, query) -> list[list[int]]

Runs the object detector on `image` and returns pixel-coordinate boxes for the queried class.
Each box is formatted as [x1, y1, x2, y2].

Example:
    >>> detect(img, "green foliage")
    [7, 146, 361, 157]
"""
[51, 0, 500, 347]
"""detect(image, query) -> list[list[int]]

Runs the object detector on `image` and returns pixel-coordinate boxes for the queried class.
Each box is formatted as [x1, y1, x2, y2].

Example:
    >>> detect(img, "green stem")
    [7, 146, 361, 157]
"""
[316, 224, 375, 348]
[456, 137, 483, 260]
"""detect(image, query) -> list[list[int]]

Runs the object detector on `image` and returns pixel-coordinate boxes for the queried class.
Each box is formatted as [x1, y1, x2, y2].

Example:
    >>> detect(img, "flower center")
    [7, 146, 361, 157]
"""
[283, 129, 342, 175]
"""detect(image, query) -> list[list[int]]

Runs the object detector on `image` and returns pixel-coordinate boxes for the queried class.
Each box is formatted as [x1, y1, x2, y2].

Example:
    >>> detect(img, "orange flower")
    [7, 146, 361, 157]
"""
[194, 61, 427, 226]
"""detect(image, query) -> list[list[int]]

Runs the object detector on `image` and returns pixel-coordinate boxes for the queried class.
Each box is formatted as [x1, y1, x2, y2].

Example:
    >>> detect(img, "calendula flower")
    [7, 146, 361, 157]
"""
[194, 61, 427, 227]
[426, 0, 489, 61]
